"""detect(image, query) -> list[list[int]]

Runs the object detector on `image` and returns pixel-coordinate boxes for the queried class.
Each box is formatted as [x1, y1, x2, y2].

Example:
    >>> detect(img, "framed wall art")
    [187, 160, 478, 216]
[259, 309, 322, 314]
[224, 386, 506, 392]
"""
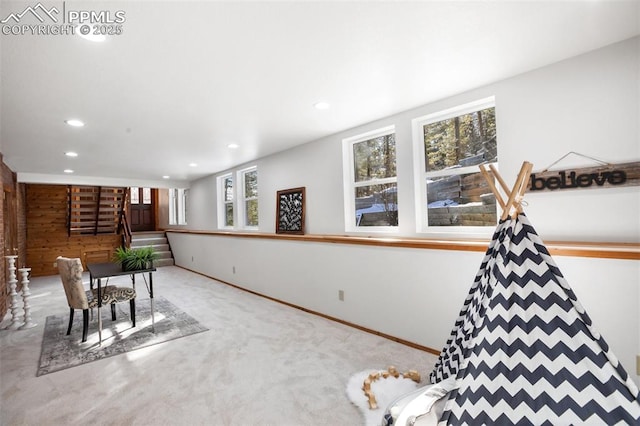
[276, 187, 305, 234]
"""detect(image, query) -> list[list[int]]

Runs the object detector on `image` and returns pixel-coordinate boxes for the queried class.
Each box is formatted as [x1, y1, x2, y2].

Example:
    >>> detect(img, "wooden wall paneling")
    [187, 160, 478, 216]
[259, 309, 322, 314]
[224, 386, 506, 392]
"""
[0, 154, 6, 318]
[1, 155, 19, 317]
[18, 184, 27, 268]
[25, 184, 121, 277]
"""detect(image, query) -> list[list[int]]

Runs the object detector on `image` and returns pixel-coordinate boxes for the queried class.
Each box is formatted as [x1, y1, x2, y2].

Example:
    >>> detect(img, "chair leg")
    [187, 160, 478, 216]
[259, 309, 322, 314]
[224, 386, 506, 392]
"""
[111, 303, 116, 321]
[67, 308, 74, 335]
[130, 299, 136, 328]
[82, 309, 89, 342]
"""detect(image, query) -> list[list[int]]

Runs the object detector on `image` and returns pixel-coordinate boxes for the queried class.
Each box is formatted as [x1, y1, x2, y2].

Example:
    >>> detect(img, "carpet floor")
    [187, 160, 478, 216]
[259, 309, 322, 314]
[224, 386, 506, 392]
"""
[1, 266, 436, 425]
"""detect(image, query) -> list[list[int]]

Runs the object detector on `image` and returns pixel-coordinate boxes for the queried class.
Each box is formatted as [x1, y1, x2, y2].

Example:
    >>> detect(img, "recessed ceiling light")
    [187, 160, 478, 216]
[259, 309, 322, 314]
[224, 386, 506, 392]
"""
[313, 101, 330, 110]
[65, 119, 84, 127]
[162, 175, 170, 179]
[65, 151, 78, 157]
[189, 163, 198, 167]
[227, 143, 239, 149]
[78, 31, 106, 43]
[64, 169, 74, 174]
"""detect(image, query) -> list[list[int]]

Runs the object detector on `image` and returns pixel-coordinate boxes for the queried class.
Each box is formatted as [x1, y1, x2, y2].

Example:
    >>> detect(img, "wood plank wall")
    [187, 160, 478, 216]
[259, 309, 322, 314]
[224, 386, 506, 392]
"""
[0, 156, 24, 318]
[26, 184, 121, 277]
[0, 154, 9, 318]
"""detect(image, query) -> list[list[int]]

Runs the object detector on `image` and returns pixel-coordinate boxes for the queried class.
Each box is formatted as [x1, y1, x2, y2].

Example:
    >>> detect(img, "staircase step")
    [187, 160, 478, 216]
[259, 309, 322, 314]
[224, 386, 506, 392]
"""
[130, 232, 174, 267]
[132, 232, 166, 239]
[152, 244, 170, 252]
[155, 250, 173, 259]
[131, 243, 170, 252]
[154, 258, 175, 267]
[131, 237, 167, 247]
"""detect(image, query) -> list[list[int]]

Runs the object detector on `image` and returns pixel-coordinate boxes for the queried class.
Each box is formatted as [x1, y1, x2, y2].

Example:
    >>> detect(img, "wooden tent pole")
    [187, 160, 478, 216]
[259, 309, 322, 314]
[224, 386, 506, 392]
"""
[489, 164, 510, 196]
[480, 161, 534, 220]
[501, 161, 533, 220]
[479, 165, 507, 210]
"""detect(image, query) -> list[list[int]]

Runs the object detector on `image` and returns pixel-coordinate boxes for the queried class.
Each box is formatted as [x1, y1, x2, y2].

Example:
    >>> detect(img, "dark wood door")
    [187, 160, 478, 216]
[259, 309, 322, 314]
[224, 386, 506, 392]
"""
[129, 187, 155, 232]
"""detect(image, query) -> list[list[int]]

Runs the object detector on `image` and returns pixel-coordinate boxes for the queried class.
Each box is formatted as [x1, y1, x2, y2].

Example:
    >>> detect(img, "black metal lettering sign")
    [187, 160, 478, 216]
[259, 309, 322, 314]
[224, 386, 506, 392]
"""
[527, 161, 639, 192]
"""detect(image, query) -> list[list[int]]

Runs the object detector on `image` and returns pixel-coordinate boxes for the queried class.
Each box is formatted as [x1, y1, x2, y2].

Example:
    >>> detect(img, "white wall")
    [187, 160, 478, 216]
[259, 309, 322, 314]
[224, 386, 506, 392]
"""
[168, 233, 483, 352]
[166, 37, 640, 380]
[168, 232, 640, 384]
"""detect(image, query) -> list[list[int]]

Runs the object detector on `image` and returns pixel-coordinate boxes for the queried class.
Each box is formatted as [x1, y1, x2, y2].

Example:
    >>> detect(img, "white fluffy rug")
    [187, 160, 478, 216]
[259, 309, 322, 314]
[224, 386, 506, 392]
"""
[346, 369, 421, 426]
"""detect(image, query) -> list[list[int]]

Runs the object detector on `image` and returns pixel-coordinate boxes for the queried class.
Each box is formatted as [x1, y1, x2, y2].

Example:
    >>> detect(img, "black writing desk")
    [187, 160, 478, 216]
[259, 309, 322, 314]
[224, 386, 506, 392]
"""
[87, 262, 156, 345]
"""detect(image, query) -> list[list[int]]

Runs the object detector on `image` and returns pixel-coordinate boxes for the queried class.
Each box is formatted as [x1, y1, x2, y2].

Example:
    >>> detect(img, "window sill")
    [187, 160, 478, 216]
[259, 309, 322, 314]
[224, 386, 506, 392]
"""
[163, 229, 639, 260]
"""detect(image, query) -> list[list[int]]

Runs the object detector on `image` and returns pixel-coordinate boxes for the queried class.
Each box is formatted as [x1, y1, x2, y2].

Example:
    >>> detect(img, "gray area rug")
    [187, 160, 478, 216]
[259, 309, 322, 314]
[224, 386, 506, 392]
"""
[37, 297, 208, 376]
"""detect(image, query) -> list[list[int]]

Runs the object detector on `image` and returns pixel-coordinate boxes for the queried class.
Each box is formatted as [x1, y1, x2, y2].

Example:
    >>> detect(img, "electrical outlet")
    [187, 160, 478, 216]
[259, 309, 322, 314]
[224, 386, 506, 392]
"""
[232, 266, 236, 274]
[338, 290, 344, 301]
[53, 262, 57, 268]
[191, 256, 194, 262]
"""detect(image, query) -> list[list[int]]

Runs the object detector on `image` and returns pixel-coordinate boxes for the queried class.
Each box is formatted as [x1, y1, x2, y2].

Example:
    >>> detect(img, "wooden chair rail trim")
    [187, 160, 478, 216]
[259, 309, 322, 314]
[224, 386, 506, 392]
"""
[164, 229, 639, 260]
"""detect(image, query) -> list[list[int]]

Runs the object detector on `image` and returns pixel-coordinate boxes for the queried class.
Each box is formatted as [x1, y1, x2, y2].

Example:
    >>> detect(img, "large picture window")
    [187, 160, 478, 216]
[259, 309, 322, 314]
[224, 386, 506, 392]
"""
[343, 126, 397, 232]
[413, 97, 498, 233]
[239, 167, 258, 228]
[217, 174, 234, 228]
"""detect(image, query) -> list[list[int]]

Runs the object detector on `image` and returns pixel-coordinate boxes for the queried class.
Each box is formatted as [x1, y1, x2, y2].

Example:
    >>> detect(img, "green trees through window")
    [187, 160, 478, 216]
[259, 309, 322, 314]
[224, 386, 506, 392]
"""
[348, 129, 398, 228]
[223, 176, 233, 227]
[243, 169, 259, 227]
[421, 105, 498, 227]
[424, 107, 496, 172]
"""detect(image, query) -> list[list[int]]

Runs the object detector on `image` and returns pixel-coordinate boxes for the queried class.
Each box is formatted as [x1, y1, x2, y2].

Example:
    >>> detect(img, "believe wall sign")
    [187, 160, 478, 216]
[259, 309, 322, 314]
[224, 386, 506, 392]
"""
[527, 161, 639, 192]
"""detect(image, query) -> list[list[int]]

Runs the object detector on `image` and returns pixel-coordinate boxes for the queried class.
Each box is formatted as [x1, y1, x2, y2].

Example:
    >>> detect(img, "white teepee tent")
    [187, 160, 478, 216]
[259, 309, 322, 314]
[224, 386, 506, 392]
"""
[431, 212, 640, 424]
[386, 162, 640, 425]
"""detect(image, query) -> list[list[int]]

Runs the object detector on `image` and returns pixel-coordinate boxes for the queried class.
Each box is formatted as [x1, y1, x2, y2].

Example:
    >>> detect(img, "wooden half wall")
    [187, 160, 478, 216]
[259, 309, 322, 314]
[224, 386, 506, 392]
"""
[26, 184, 121, 277]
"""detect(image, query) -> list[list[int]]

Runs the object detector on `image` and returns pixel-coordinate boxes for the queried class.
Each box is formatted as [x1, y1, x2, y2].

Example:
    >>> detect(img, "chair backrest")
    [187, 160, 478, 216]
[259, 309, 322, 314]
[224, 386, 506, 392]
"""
[57, 256, 89, 310]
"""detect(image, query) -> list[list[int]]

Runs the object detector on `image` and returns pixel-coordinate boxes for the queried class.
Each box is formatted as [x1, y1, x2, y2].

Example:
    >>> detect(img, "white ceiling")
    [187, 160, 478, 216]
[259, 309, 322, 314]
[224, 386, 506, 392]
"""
[1, 1, 638, 188]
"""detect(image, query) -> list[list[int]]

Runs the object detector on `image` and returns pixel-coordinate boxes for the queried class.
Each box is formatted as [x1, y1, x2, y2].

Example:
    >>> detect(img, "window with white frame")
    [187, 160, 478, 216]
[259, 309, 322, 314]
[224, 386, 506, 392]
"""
[179, 188, 188, 225]
[168, 188, 188, 225]
[239, 167, 258, 228]
[342, 125, 398, 231]
[412, 97, 497, 233]
[168, 188, 177, 225]
[217, 174, 234, 228]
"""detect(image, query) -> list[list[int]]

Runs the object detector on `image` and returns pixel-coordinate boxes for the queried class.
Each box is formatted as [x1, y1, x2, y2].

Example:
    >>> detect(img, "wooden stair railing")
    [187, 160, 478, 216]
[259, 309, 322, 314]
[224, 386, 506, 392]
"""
[68, 186, 128, 237]
[119, 202, 132, 248]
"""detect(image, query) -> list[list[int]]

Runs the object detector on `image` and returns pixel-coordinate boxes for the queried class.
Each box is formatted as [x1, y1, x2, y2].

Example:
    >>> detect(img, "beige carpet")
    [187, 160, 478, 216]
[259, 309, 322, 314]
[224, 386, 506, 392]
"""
[1, 266, 436, 425]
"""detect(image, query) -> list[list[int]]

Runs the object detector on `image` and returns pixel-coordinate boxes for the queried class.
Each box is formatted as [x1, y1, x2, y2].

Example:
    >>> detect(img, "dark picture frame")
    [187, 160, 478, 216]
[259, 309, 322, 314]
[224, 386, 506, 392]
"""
[276, 187, 305, 234]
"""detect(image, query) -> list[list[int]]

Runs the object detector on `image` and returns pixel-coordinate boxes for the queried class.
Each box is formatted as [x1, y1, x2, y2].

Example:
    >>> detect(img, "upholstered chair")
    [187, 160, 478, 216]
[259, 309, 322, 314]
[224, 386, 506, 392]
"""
[57, 256, 137, 342]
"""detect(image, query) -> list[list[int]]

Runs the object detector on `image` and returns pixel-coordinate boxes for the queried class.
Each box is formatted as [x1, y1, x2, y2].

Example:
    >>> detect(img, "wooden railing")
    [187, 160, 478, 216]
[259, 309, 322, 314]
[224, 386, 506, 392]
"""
[117, 188, 132, 248]
[164, 229, 640, 260]
[119, 208, 132, 248]
[68, 185, 128, 238]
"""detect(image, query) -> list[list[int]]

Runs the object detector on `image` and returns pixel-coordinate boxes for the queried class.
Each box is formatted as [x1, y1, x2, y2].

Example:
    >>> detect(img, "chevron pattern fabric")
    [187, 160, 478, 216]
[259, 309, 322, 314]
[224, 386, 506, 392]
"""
[430, 221, 505, 385]
[431, 213, 640, 424]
